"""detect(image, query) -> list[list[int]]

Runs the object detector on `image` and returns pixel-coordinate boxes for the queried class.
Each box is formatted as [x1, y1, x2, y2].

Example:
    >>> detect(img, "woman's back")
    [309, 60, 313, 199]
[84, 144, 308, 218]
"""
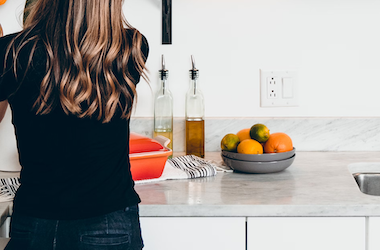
[0, 0, 149, 220]
[0, 28, 149, 219]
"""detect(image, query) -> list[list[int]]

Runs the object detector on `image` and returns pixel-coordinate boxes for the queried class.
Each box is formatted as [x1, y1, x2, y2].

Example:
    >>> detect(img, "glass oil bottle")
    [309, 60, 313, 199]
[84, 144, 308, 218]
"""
[185, 55, 205, 158]
[154, 55, 173, 152]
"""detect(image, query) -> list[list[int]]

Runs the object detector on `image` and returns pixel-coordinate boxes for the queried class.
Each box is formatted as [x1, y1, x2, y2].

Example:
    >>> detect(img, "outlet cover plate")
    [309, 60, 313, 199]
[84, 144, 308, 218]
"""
[260, 70, 298, 107]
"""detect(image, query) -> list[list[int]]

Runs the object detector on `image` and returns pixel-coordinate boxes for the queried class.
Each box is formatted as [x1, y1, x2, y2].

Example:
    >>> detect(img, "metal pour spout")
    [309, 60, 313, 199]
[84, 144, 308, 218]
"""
[190, 55, 199, 95]
[190, 55, 199, 79]
[191, 55, 196, 71]
[161, 54, 166, 71]
[159, 54, 168, 81]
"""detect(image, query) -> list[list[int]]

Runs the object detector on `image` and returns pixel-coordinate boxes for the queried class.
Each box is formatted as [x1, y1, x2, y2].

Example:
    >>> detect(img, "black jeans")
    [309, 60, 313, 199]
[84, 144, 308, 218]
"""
[5, 205, 144, 250]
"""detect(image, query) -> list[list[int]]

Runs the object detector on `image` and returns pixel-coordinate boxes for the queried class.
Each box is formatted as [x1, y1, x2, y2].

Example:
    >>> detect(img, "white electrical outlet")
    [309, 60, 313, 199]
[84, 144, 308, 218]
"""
[267, 77, 278, 99]
[260, 70, 298, 107]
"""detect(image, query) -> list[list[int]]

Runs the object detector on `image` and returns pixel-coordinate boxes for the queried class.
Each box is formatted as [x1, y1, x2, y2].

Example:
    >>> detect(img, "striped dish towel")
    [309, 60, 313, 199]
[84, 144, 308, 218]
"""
[0, 177, 20, 202]
[135, 155, 219, 184]
[168, 155, 217, 178]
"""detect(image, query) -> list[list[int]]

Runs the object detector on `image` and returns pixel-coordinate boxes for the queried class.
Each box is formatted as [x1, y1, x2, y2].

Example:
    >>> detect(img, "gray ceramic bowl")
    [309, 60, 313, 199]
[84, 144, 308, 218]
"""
[221, 148, 295, 162]
[222, 154, 296, 174]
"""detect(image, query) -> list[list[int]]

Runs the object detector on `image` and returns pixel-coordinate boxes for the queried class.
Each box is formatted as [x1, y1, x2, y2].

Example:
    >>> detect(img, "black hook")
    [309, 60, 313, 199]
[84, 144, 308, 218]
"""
[162, 0, 172, 44]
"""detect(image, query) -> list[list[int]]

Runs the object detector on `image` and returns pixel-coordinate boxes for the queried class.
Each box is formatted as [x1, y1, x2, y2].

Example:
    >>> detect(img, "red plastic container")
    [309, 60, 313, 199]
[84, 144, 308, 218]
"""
[129, 133, 172, 181]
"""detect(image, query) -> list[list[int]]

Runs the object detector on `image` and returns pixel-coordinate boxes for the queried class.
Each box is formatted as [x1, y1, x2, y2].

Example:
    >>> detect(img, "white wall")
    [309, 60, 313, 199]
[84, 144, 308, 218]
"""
[1, 0, 380, 119]
[0, 0, 24, 34]
[125, 0, 380, 118]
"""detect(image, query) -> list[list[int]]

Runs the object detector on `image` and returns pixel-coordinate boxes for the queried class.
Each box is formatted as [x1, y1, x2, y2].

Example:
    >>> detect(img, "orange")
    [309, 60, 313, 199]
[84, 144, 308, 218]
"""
[250, 124, 270, 143]
[264, 132, 293, 153]
[236, 128, 251, 142]
[237, 139, 263, 155]
[0, 0, 7, 6]
[221, 134, 240, 152]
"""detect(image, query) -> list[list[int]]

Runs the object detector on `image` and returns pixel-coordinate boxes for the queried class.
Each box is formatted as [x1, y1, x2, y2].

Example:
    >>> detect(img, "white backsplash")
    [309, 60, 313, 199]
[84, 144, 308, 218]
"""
[131, 117, 380, 152]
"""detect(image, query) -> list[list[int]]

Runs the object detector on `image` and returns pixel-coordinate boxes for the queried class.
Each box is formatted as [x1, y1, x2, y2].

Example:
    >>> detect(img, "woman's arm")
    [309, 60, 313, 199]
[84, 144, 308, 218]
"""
[0, 100, 8, 123]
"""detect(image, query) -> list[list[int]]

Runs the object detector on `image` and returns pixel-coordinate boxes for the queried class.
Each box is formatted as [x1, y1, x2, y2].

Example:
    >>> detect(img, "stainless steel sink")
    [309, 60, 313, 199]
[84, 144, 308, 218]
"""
[353, 173, 380, 196]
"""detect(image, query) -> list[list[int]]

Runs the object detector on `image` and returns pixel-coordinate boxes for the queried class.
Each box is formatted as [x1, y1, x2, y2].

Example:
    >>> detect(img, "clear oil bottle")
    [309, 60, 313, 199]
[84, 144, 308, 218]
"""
[185, 55, 205, 158]
[154, 55, 173, 152]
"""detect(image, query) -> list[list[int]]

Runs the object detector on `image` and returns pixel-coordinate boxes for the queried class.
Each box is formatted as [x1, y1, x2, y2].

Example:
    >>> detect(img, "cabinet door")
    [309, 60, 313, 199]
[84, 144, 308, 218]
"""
[368, 217, 380, 250]
[140, 217, 245, 250]
[247, 217, 365, 250]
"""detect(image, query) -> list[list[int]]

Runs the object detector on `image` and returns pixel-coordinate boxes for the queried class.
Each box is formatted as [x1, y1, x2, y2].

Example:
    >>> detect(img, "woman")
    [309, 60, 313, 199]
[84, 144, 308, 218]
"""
[0, 0, 149, 249]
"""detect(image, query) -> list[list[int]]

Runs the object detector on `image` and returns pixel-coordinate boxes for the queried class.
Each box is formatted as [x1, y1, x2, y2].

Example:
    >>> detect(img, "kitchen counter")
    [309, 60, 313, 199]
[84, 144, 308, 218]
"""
[136, 151, 380, 217]
[1, 152, 380, 220]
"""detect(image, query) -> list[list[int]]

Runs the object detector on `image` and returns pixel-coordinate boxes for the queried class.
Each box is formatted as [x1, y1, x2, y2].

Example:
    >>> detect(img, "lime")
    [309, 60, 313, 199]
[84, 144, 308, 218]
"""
[221, 134, 240, 152]
[250, 124, 270, 143]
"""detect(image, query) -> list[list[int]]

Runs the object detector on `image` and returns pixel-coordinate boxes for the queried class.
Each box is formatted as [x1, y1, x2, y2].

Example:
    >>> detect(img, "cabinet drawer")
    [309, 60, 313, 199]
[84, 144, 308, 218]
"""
[140, 217, 245, 250]
[247, 217, 365, 250]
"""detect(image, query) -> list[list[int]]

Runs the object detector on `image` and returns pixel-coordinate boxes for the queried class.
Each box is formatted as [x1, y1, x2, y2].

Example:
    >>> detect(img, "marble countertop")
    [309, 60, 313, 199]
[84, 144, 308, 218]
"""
[136, 151, 380, 217]
[1, 152, 380, 220]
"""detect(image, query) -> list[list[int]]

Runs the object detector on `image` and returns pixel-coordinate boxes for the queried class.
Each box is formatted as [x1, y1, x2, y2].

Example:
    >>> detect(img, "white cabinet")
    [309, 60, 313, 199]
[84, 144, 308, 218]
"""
[247, 217, 365, 250]
[368, 217, 380, 250]
[140, 216, 366, 250]
[140, 217, 246, 250]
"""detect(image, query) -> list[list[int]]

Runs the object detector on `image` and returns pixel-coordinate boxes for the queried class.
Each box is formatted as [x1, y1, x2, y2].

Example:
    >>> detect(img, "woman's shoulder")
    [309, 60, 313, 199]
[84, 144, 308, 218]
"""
[0, 32, 20, 44]
[0, 32, 20, 50]
[0, 32, 21, 65]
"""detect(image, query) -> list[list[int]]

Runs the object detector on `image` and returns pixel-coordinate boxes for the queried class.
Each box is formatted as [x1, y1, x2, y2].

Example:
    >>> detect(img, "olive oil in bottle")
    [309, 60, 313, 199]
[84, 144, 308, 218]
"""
[185, 56, 205, 158]
[154, 55, 173, 151]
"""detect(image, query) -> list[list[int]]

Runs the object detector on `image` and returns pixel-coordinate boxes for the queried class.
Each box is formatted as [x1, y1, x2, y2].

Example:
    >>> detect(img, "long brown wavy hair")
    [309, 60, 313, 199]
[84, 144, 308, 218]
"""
[7, 0, 148, 123]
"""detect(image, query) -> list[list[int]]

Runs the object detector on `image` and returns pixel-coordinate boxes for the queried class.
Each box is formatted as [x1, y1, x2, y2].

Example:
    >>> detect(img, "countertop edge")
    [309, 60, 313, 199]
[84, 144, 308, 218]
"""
[139, 204, 380, 217]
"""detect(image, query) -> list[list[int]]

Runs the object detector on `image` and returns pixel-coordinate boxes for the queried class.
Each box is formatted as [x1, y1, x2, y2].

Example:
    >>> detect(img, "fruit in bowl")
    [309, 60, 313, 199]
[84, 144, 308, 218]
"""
[220, 123, 293, 155]
[220, 134, 240, 152]
[220, 124, 295, 173]
[236, 128, 251, 142]
[249, 124, 270, 143]
[237, 139, 263, 154]
[264, 132, 293, 153]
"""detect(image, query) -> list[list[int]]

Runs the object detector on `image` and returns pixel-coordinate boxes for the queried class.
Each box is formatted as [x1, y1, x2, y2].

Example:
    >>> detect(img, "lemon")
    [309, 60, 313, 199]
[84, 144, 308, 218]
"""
[221, 134, 240, 152]
[237, 139, 263, 154]
[250, 124, 270, 143]
[236, 128, 251, 142]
